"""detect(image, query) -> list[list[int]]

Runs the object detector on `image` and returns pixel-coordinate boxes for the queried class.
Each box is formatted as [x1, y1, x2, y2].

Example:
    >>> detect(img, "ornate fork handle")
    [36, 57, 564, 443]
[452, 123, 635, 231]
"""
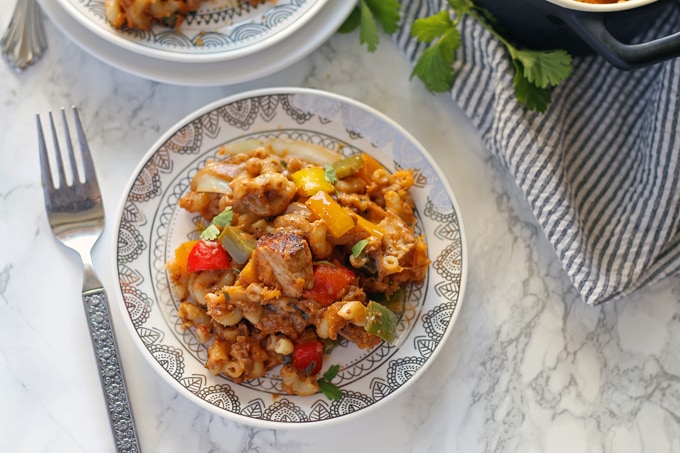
[1, 0, 47, 72]
[83, 277, 141, 453]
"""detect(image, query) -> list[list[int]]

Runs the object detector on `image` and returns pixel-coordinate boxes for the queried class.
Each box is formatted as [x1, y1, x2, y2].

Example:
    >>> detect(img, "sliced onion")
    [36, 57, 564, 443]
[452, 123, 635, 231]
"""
[194, 173, 233, 195]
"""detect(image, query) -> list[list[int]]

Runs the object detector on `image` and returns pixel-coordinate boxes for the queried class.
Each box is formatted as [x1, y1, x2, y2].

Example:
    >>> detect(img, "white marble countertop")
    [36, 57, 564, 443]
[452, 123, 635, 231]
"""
[2, 2, 680, 452]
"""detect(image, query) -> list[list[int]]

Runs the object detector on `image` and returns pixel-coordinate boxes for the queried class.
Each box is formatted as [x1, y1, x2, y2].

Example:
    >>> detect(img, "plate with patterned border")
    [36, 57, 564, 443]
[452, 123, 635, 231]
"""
[55, 0, 327, 63]
[113, 87, 467, 428]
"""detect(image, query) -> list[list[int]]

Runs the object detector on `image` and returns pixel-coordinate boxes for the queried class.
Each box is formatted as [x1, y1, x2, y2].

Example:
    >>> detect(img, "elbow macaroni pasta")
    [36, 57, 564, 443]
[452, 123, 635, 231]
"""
[167, 141, 430, 396]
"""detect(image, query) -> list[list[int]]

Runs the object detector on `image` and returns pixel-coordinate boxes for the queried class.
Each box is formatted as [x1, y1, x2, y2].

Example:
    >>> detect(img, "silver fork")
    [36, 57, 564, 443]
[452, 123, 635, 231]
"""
[1, 0, 47, 72]
[37, 107, 141, 453]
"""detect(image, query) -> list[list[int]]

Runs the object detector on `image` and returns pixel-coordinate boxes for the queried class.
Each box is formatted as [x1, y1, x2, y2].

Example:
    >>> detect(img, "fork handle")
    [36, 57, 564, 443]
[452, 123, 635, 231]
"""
[83, 288, 141, 453]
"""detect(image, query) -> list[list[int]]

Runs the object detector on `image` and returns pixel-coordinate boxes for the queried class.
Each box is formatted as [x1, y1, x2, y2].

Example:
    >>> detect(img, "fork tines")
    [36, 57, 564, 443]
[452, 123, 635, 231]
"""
[37, 106, 98, 192]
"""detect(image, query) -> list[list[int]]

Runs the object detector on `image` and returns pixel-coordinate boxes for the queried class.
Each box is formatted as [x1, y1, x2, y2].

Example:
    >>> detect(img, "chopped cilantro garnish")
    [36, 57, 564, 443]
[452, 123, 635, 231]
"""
[200, 224, 220, 240]
[324, 164, 338, 185]
[212, 206, 233, 228]
[318, 365, 342, 400]
[199, 207, 233, 240]
[352, 239, 369, 258]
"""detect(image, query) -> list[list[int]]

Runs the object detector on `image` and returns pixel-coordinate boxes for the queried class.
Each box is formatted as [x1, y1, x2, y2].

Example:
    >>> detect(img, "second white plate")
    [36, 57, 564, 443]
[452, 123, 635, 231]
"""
[40, 0, 355, 86]
[55, 0, 328, 63]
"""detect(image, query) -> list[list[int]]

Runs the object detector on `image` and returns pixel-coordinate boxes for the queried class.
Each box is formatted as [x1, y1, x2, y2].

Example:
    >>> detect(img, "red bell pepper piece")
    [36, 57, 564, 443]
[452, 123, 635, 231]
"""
[303, 262, 355, 307]
[186, 239, 231, 272]
[292, 339, 324, 376]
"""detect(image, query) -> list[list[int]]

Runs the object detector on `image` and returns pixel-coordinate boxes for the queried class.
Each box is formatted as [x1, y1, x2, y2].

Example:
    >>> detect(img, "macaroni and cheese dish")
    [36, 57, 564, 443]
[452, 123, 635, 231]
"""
[166, 140, 430, 397]
[105, 0, 268, 30]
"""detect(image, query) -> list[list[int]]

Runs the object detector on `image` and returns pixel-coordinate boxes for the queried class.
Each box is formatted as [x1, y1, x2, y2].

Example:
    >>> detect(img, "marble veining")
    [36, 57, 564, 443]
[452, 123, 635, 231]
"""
[1, 2, 679, 452]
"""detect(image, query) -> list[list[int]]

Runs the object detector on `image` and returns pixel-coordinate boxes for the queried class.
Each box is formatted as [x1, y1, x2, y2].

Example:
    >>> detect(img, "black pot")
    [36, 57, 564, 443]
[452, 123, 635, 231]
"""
[473, 0, 680, 69]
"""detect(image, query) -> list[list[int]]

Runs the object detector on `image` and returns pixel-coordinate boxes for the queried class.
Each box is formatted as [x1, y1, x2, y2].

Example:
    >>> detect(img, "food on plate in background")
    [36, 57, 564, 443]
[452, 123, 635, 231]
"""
[104, 0, 269, 30]
[576, 0, 628, 3]
[166, 139, 430, 397]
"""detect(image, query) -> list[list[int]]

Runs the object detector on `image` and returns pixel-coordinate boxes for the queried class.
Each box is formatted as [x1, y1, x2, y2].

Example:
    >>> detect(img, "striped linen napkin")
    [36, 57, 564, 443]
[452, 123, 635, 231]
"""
[394, 1, 680, 305]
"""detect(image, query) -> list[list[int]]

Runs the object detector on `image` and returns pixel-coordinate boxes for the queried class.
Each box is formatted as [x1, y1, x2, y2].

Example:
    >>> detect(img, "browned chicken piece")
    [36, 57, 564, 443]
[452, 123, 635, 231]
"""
[252, 232, 313, 298]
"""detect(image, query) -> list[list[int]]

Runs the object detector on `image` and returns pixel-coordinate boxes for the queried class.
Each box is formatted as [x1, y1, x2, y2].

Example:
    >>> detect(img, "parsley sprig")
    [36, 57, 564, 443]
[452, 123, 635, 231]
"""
[340, 0, 572, 113]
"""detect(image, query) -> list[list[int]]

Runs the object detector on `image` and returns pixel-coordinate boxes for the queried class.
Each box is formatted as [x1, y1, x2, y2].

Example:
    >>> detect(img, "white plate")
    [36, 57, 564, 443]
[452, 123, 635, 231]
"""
[113, 88, 467, 429]
[55, 0, 327, 63]
[39, 0, 354, 86]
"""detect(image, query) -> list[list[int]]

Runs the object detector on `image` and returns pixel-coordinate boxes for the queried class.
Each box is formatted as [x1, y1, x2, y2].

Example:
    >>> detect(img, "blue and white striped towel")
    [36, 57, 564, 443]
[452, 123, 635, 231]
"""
[395, 1, 680, 305]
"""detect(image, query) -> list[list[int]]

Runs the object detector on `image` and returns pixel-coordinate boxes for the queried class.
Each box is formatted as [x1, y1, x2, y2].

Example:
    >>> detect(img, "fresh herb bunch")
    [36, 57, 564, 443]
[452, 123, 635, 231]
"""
[339, 0, 573, 113]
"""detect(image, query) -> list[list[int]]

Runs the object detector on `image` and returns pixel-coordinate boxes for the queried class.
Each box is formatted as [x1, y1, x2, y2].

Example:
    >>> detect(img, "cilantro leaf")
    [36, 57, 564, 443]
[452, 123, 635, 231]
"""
[352, 239, 369, 258]
[200, 224, 221, 241]
[512, 60, 552, 113]
[319, 380, 342, 401]
[358, 1, 380, 52]
[411, 10, 454, 43]
[317, 365, 342, 401]
[410, 28, 460, 93]
[344, 0, 401, 52]
[338, 7, 361, 34]
[323, 364, 340, 379]
[212, 206, 234, 228]
[510, 48, 573, 89]
[200, 206, 233, 240]
[364, 0, 401, 34]
[324, 164, 337, 185]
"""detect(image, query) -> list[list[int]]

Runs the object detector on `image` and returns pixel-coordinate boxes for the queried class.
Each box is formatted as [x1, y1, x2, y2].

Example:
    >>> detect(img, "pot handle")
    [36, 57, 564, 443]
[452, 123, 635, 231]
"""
[564, 12, 680, 69]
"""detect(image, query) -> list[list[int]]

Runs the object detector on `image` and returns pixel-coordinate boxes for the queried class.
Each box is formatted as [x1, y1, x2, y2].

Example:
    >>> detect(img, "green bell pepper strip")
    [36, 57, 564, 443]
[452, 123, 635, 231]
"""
[218, 225, 256, 265]
[365, 300, 398, 343]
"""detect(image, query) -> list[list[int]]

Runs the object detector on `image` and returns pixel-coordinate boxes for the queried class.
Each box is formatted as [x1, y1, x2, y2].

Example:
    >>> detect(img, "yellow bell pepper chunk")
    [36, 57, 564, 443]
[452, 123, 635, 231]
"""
[305, 191, 355, 238]
[237, 258, 258, 285]
[355, 215, 384, 239]
[291, 166, 335, 197]
[173, 240, 200, 273]
[358, 152, 386, 181]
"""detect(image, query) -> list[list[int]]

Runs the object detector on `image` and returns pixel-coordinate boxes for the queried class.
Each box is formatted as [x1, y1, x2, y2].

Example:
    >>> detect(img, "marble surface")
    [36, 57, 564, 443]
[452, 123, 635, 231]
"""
[2, 2, 680, 452]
